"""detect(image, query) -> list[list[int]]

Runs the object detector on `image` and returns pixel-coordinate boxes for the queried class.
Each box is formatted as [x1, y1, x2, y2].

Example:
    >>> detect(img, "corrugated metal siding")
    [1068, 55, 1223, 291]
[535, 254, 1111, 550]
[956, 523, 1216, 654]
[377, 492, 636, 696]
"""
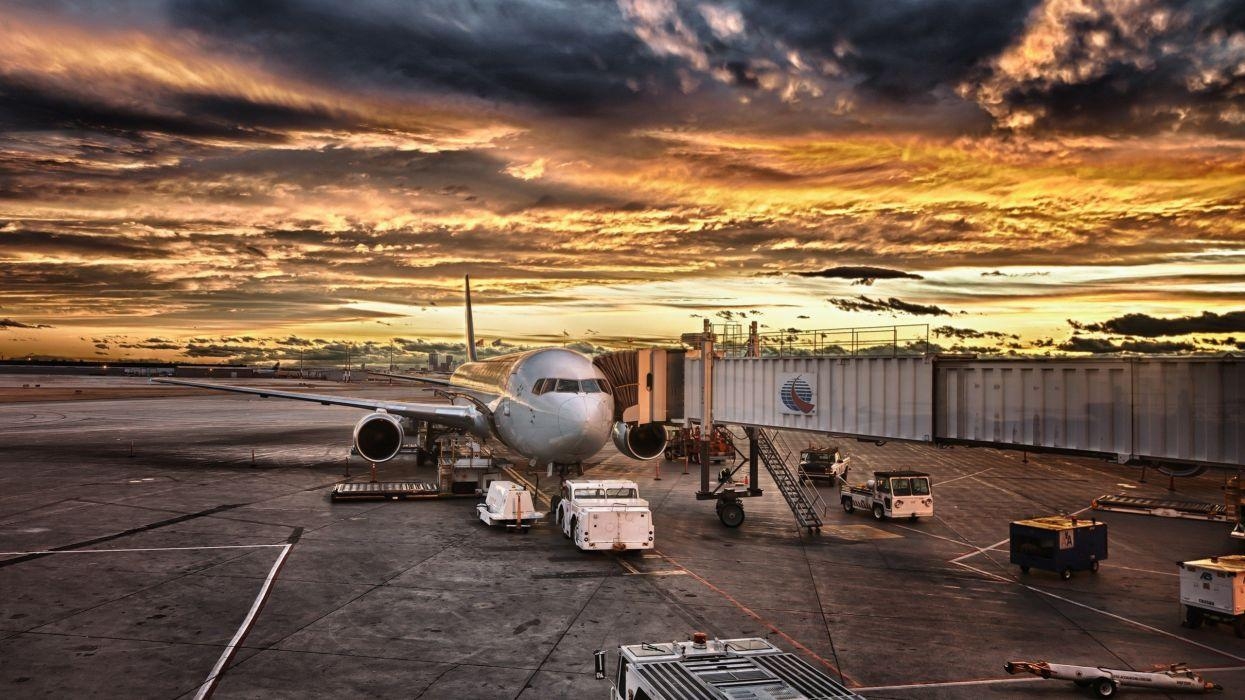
[684, 356, 934, 441]
[936, 359, 1243, 466]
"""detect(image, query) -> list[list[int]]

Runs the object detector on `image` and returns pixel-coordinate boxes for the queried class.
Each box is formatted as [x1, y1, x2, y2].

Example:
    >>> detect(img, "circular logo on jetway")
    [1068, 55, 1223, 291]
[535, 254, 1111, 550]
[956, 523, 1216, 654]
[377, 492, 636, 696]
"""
[779, 374, 816, 414]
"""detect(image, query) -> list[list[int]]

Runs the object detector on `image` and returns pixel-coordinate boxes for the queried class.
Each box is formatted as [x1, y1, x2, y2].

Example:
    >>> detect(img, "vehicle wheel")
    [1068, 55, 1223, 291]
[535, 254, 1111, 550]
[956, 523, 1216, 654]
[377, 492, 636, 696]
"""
[1234, 617, 1245, 639]
[1185, 606, 1203, 629]
[1092, 677, 1116, 697]
[842, 498, 854, 513]
[872, 504, 885, 521]
[719, 502, 745, 528]
[550, 495, 562, 517]
[1090, 560, 1100, 573]
[569, 517, 578, 541]
[1020, 565, 1030, 574]
[1061, 567, 1073, 581]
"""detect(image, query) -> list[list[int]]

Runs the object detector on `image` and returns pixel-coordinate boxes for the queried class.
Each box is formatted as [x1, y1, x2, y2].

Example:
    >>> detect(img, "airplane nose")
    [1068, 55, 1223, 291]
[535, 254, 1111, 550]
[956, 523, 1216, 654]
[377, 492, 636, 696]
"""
[558, 396, 611, 454]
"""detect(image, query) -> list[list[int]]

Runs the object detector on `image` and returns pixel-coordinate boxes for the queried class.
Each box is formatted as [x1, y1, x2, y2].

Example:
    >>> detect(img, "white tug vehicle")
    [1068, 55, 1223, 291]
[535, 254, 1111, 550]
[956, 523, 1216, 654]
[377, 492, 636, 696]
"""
[476, 481, 543, 531]
[594, 633, 861, 699]
[840, 470, 934, 521]
[553, 479, 654, 551]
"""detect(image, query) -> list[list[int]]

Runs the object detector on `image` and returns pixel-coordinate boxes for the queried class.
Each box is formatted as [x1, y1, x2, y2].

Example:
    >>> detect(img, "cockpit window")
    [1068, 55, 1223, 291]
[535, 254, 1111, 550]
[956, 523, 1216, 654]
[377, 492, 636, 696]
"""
[580, 379, 603, 393]
[556, 379, 580, 393]
[532, 379, 551, 395]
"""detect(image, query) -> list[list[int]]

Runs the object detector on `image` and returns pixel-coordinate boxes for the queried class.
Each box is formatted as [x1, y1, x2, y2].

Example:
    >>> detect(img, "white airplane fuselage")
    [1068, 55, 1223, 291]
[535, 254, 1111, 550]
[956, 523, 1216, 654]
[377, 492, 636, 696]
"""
[449, 347, 613, 465]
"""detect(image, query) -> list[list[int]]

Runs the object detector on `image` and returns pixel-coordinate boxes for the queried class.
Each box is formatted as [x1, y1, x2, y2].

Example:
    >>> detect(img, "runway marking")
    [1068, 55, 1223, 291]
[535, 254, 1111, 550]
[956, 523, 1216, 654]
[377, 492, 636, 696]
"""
[948, 505, 1093, 565]
[654, 549, 859, 687]
[1112, 564, 1179, 577]
[935, 468, 993, 486]
[950, 560, 1245, 663]
[193, 540, 295, 700]
[0, 544, 286, 556]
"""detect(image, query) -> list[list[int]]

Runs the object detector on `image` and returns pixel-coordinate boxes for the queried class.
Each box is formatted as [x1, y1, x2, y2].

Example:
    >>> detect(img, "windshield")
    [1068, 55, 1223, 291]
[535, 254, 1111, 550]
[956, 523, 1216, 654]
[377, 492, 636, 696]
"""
[911, 478, 931, 495]
[891, 478, 912, 496]
[575, 487, 637, 499]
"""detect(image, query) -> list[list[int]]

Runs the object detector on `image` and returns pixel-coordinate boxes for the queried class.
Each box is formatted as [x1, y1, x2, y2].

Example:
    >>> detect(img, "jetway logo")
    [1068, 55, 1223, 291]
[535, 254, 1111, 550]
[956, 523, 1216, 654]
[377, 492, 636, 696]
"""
[778, 374, 816, 415]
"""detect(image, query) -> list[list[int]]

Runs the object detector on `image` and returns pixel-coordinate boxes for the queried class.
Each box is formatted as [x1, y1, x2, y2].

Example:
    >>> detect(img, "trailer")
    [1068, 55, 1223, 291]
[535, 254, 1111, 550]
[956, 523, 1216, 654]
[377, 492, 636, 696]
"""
[476, 481, 543, 531]
[1005, 660, 1222, 697]
[839, 470, 934, 521]
[552, 479, 654, 551]
[1011, 516, 1108, 580]
[1180, 555, 1245, 636]
[594, 633, 862, 699]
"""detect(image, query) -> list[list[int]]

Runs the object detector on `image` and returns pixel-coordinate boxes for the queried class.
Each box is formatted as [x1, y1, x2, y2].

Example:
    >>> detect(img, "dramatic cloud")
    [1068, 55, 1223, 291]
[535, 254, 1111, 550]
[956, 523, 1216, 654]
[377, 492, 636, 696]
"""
[1058, 335, 1198, 354]
[828, 296, 955, 317]
[0, 318, 53, 330]
[787, 266, 924, 285]
[1069, 310, 1245, 337]
[932, 325, 1018, 341]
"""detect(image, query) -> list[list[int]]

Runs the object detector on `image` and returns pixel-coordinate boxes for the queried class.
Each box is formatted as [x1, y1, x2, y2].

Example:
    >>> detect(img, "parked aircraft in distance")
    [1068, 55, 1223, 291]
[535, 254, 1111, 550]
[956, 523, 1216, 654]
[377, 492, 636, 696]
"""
[155, 277, 668, 470]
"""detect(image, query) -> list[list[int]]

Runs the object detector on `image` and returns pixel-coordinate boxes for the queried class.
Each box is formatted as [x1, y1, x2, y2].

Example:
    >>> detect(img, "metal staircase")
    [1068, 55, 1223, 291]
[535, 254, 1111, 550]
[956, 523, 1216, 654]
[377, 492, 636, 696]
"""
[753, 429, 823, 532]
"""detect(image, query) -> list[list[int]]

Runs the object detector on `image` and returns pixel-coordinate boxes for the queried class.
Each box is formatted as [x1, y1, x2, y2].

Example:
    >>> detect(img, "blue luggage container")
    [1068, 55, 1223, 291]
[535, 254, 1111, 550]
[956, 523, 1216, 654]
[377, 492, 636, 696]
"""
[1010, 516, 1108, 580]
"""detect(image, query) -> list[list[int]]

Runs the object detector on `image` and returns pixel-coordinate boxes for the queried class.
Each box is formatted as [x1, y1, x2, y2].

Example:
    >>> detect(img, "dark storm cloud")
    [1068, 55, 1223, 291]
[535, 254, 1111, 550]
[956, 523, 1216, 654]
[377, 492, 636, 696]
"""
[168, 0, 670, 115]
[1058, 336, 1198, 354]
[828, 295, 955, 317]
[0, 318, 53, 329]
[786, 266, 924, 284]
[932, 325, 1017, 341]
[1069, 310, 1245, 337]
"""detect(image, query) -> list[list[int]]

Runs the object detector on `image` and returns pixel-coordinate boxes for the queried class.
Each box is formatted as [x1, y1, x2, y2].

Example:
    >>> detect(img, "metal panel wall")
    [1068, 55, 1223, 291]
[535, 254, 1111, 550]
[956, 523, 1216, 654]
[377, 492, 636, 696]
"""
[936, 358, 1243, 466]
[684, 356, 934, 441]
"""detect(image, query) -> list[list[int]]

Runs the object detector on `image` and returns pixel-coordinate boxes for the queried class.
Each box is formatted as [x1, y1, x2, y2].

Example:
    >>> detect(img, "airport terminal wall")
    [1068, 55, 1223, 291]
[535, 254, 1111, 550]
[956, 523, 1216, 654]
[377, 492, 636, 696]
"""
[683, 355, 1243, 468]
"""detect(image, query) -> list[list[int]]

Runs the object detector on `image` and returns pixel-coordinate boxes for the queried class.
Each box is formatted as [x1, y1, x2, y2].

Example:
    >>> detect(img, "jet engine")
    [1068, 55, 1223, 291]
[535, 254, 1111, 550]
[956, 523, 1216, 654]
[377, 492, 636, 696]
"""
[353, 412, 404, 463]
[612, 421, 668, 460]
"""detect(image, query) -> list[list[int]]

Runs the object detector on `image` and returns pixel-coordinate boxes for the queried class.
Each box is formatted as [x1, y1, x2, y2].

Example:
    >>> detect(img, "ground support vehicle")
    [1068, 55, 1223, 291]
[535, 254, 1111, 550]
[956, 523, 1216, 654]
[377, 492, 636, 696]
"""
[1005, 660, 1221, 697]
[595, 633, 861, 699]
[664, 425, 735, 463]
[476, 481, 542, 531]
[1180, 555, 1245, 636]
[799, 446, 847, 480]
[552, 479, 654, 551]
[839, 470, 933, 521]
[1010, 516, 1108, 580]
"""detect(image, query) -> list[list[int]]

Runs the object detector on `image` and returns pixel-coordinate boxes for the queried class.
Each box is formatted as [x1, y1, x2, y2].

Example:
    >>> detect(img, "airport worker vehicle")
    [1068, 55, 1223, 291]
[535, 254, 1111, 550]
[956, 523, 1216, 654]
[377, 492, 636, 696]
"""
[799, 446, 848, 480]
[839, 470, 933, 521]
[552, 479, 654, 551]
[1005, 660, 1222, 697]
[476, 481, 543, 531]
[594, 633, 862, 699]
[1180, 555, 1245, 636]
[1011, 515, 1108, 580]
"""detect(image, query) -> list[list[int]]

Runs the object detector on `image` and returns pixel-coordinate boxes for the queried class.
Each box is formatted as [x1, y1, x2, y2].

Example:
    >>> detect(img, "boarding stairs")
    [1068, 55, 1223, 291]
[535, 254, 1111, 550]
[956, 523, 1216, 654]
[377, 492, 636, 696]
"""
[753, 429, 824, 532]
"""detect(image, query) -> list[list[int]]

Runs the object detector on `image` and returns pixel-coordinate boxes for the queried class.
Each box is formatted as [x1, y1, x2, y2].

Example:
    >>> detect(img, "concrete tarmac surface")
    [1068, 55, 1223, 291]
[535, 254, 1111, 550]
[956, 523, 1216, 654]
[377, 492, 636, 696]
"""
[2, 377, 1244, 698]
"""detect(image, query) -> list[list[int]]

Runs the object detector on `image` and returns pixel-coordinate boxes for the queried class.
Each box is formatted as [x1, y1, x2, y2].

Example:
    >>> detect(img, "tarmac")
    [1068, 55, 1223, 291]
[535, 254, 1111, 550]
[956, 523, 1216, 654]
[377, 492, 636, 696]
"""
[2, 375, 1244, 698]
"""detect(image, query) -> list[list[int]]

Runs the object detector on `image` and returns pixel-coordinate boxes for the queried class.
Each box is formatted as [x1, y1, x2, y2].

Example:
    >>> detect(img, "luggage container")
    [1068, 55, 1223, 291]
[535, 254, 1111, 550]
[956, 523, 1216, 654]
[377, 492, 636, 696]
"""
[1010, 516, 1108, 580]
[1180, 555, 1245, 637]
[476, 481, 543, 530]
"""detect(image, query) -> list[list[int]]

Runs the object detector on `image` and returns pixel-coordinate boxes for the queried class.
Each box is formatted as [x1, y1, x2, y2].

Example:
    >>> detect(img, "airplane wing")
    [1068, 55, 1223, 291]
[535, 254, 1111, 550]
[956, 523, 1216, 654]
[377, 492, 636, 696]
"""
[151, 378, 489, 437]
[366, 370, 453, 386]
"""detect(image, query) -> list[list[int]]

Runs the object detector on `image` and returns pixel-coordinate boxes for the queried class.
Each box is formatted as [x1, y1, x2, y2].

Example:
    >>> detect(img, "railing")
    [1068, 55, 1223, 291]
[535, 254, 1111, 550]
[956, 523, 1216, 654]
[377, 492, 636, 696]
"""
[713, 323, 929, 359]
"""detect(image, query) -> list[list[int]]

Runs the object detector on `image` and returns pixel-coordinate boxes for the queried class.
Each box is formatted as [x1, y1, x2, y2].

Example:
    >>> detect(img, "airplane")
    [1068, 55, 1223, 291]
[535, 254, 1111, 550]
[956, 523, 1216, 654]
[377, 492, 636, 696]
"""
[153, 276, 668, 471]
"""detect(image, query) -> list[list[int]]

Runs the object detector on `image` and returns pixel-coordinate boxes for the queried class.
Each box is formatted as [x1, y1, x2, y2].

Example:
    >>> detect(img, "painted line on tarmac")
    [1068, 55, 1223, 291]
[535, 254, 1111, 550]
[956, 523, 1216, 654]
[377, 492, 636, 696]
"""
[855, 676, 1041, 692]
[654, 548, 860, 687]
[949, 505, 1092, 564]
[0, 544, 286, 556]
[935, 468, 994, 486]
[193, 531, 299, 700]
[951, 559, 1245, 663]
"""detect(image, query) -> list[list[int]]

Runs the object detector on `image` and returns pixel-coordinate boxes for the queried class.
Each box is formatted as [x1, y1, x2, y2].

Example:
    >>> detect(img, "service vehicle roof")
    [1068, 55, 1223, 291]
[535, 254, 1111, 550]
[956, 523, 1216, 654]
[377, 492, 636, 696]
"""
[1012, 515, 1102, 531]
[873, 470, 930, 478]
[1182, 555, 1245, 574]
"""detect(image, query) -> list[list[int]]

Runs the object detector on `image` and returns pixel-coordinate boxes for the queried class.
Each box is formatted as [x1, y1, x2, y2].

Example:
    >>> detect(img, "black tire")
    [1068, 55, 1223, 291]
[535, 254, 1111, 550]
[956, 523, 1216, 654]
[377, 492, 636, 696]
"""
[1185, 606, 1204, 629]
[1234, 617, 1245, 639]
[872, 504, 885, 521]
[1093, 677, 1116, 697]
[842, 498, 854, 513]
[550, 495, 562, 518]
[719, 502, 745, 528]
[569, 516, 578, 541]
[1061, 567, 1073, 581]
[1020, 565, 1030, 574]
[1090, 560, 1100, 573]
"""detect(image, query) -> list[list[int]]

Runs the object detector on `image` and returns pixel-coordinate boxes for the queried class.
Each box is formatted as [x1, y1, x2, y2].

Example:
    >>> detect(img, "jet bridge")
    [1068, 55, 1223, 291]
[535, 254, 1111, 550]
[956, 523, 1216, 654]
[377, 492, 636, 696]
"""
[676, 352, 1242, 472]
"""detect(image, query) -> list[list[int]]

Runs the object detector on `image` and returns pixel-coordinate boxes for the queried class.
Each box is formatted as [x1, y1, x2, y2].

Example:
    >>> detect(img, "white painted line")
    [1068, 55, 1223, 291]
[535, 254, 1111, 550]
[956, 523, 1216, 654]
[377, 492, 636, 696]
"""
[0, 544, 286, 556]
[193, 542, 293, 700]
[1112, 564, 1179, 577]
[935, 468, 993, 486]
[951, 537, 1010, 564]
[856, 676, 1040, 692]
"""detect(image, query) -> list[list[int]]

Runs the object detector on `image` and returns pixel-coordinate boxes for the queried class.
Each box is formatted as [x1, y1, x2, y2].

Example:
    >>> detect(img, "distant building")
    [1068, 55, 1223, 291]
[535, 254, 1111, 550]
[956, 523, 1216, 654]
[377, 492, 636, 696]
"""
[173, 366, 255, 379]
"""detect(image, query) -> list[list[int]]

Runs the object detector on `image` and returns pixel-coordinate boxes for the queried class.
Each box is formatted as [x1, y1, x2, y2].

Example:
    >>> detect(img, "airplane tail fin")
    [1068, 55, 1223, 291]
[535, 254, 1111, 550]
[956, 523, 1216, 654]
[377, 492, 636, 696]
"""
[464, 275, 478, 362]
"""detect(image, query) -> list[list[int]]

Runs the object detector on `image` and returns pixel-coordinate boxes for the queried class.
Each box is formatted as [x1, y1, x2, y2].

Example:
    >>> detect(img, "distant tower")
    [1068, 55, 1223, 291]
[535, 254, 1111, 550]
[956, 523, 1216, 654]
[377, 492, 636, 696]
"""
[428, 351, 439, 371]
[444, 354, 454, 371]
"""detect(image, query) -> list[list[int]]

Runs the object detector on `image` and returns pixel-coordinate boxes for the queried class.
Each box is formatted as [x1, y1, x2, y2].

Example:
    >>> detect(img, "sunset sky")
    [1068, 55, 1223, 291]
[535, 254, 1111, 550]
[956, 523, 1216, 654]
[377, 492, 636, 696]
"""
[1, 0, 1243, 363]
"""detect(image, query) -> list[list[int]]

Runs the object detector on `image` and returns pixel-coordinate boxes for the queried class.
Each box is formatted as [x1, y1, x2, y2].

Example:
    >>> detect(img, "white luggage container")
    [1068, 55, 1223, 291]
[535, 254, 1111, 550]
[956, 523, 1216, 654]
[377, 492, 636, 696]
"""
[477, 481, 543, 531]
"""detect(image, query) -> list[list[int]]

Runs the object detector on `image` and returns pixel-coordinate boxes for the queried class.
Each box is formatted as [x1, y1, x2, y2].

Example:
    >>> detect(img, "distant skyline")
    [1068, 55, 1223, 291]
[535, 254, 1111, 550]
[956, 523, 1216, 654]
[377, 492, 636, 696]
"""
[2, 1, 1243, 362]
